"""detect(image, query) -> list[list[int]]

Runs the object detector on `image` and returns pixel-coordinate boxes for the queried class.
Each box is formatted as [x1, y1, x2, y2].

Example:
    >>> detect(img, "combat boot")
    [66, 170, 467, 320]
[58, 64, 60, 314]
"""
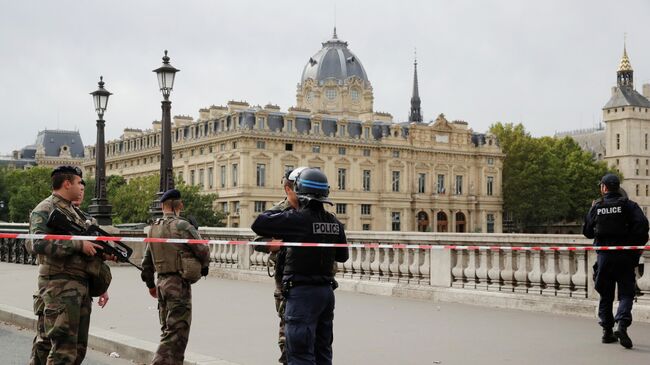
[614, 323, 633, 349]
[601, 328, 617, 344]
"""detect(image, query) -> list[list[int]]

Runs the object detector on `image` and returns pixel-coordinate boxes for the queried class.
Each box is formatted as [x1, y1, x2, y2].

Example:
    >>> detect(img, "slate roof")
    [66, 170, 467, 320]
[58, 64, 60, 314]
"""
[33, 130, 85, 158]
[603, 86, 650, 109]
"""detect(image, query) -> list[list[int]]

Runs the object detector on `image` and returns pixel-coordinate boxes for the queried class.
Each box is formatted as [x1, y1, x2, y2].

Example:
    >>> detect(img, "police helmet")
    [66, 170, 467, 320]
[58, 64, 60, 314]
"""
[294, 168, 333, 205]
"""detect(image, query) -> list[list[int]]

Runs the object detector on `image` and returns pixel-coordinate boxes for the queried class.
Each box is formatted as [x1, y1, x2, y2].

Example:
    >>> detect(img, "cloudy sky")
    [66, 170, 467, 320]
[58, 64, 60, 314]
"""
[1, 0, 649, 153]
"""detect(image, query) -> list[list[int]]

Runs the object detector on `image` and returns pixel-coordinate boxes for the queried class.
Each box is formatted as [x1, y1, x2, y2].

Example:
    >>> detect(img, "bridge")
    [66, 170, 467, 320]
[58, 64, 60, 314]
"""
[1, 225, 650, 364]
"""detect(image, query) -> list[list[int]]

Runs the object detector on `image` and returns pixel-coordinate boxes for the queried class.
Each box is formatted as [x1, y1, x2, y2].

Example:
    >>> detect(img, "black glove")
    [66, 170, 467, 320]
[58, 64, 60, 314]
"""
[201, 266, 209, 277]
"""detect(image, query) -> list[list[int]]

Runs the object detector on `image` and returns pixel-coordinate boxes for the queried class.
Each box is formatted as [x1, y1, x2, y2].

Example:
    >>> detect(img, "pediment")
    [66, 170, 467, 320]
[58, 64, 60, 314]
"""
[429, 113, 453, 131]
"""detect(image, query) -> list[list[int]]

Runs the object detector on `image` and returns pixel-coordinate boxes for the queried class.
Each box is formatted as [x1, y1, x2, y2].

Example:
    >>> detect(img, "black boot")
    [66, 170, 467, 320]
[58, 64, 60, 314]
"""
[602, 328, 617, 343]
[614, 323, 633, 349]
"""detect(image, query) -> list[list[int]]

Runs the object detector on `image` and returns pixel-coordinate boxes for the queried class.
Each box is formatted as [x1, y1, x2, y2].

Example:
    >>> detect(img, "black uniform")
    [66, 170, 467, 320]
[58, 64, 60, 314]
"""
[583, 191, 648, 329]
[252, 203, 349, 365]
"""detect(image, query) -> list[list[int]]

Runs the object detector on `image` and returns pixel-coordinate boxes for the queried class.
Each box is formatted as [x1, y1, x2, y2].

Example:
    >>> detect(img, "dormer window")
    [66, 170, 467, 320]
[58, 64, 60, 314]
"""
[325, 89, 337, 100]
[350, 89, 359, 101]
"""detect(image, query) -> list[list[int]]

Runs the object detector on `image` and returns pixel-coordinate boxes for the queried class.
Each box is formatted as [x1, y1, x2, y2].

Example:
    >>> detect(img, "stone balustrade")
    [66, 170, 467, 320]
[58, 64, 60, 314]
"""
[2, 225, 649, 307]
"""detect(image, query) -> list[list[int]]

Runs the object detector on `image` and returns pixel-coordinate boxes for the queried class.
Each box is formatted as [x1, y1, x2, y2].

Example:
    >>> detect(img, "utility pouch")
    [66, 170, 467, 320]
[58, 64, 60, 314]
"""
[32, 291, 44, 316]
[86, 257, 112, 297]
[178, 251, 202, 284]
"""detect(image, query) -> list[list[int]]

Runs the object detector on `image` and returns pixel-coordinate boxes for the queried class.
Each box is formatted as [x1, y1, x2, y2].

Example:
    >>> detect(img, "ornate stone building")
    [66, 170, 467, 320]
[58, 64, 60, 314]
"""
[83, 30, 504, 232]
[1, 129, 85, 169]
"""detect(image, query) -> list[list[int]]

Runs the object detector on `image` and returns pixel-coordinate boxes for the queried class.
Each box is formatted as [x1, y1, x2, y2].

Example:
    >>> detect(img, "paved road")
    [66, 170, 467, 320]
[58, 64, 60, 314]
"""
[2, 262, 650, 365]
[0, 322, 134, 365]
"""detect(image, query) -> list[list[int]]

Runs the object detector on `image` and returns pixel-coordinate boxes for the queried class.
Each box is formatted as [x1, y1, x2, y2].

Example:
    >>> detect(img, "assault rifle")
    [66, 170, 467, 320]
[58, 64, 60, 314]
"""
[46, 208, 142, 271]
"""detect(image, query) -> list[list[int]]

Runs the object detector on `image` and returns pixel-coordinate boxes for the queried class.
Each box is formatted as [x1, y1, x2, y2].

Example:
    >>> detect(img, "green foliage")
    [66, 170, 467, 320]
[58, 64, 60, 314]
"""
[109, 175, 159, 224]
[177, 182, 226, 227]
[0, 169, 225, 226]
[490, 122, 613, 232]
[0, 167, 52, 222]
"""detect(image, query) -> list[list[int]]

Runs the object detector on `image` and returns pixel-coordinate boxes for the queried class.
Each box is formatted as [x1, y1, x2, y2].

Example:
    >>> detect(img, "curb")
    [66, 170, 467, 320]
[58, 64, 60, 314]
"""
[0, 304, 240, 365]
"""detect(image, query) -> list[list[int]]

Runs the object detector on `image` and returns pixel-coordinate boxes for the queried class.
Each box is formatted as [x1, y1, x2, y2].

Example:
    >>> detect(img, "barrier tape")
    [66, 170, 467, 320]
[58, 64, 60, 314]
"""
[1, 232, 649, 251]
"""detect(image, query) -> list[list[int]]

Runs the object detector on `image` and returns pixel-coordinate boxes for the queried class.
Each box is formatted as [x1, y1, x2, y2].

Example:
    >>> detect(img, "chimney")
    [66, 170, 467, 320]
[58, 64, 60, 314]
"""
[643, 83, 650, 99]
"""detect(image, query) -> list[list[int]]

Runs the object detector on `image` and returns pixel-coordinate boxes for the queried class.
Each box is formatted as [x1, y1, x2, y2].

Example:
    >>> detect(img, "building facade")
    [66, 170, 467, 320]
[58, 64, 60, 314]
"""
[83, 30, 504, 232]
[1, 129, 85, 169]
[602, 45, 650, 213]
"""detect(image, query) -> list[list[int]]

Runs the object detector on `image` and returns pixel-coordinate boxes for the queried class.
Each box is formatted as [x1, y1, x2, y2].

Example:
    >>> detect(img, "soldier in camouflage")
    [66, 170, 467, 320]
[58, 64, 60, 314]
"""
[141, 189, 211, 365]
[26, 166, 111, 365]
[255, 167, 305, 364]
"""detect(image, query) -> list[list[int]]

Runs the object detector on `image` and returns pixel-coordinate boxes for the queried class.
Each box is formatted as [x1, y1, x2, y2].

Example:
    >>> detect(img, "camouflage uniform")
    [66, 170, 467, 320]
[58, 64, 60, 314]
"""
[26, 194, 99, 365]
[141, 213, 210, 365]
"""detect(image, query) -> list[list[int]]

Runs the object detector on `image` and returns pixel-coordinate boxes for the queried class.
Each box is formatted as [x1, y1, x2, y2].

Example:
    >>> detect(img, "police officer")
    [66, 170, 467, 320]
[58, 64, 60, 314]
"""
[141, 188, 211, 365]
[26, 166, 110, 365]
[583, 173, 648, 349]
[251, 168, 349, 365]
[254, 166, 307, 364]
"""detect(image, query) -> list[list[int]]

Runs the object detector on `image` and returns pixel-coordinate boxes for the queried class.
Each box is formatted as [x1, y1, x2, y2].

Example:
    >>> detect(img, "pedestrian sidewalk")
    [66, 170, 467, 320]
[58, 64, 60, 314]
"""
[2, 263, 650, 365]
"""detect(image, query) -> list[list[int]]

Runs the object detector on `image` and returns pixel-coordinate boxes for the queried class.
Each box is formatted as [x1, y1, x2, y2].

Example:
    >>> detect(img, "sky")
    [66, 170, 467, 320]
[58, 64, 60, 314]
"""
[1, 0, 649, 153]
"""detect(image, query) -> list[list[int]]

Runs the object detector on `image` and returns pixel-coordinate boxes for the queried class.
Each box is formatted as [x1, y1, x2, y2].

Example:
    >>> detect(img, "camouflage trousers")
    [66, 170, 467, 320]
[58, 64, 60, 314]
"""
[152, 274, 192, 365]
[274, 279, 287, 364]
[30, 277, 91, 365]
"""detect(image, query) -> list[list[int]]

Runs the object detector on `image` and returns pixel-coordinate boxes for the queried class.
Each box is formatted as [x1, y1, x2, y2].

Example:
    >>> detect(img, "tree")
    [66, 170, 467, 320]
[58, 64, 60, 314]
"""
[490, 122, 613, 232]
[177, 182, 226, 227]
[1, 167, 52, 222]
[109, 175, 159, 224]
[107, 174, 225, 226]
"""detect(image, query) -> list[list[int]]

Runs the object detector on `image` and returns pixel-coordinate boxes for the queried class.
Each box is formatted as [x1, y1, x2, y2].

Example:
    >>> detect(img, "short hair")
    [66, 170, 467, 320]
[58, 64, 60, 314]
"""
[52, 173, 77, 190]
[162, 199, 183, 211]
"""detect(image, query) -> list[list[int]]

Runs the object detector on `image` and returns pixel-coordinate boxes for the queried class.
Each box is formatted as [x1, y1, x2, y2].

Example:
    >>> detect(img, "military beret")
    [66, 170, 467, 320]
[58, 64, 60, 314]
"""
[600, 173, 620, 190]
[51, 165, 83, 178]
[160, 188, 181, 203]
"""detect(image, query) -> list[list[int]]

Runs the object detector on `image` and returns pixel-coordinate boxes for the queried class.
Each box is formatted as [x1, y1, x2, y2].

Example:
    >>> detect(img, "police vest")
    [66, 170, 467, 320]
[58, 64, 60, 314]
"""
[594, 197, 629, 240]
[283, 212, 341, 277]
[148, 217, 197, 274]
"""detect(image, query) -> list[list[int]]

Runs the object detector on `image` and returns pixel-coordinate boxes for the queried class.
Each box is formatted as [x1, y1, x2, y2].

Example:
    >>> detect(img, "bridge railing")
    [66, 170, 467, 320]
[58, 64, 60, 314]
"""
[2, 225, 649, 305]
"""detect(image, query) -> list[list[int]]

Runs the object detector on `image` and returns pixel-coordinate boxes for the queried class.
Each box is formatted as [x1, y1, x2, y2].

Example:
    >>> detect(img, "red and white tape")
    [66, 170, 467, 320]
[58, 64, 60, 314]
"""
[1, 232, 649, 251]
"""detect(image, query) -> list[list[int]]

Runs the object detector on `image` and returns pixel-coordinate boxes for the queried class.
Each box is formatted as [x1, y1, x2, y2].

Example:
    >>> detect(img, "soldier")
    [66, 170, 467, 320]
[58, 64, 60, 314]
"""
[252, 168, 349, 365]
[255, 166, 306, 364]
[583, 173, 649, 349]
[26, 166, 111, 365]
[141, 188, 211, 365]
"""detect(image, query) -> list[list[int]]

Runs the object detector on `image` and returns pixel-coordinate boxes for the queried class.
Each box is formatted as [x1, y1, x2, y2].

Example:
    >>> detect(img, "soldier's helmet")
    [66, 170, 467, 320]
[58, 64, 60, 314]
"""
[294, 168, 332, 205]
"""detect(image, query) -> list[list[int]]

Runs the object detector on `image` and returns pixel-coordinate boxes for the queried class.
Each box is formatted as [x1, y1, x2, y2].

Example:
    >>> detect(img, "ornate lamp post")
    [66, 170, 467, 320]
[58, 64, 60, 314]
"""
[150, 50, 180, 218]
[87, 76, 113, 225]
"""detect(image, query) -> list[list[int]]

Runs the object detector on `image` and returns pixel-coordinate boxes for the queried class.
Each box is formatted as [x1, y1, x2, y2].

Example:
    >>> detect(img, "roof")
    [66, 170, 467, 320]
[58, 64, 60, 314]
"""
[34, 130, 85, 158]
[603, 86, 650, 109]
[300, 29, 369, 85]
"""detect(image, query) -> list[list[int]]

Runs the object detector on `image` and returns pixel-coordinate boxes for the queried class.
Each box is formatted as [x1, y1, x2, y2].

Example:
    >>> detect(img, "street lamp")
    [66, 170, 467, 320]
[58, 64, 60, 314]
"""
[87, 76, 113, 225]
[150, 50, 180, 218]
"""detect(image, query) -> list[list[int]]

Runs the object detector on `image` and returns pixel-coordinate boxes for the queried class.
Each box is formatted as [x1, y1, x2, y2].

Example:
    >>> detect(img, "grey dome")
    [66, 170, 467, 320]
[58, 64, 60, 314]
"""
[300, 29, 369, 86]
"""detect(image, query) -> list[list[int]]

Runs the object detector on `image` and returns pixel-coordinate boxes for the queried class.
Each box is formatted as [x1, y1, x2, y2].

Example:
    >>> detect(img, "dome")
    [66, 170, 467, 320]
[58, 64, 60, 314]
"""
[300, 29, 369, 86]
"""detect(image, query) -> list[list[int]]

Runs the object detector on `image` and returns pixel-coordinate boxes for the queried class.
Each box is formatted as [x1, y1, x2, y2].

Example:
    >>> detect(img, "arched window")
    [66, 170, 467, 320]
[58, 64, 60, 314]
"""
[437, 212, 448, 232]
[455, 212, 466, 233]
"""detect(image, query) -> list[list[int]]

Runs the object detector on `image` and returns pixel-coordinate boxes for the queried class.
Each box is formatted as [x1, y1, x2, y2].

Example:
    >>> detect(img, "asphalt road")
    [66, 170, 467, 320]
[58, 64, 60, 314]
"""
[0, 321, 134, 365]
[1, 262, 650, 365]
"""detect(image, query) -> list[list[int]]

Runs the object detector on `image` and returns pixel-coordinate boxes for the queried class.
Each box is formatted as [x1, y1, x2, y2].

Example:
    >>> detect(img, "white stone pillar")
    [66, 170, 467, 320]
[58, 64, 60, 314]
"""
[430, 248, 452, 287]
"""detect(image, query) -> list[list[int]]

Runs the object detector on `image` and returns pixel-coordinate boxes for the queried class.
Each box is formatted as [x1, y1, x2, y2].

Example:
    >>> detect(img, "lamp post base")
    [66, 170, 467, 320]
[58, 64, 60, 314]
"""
[88, 199, 113, 226]
[149, 192, 164, 220]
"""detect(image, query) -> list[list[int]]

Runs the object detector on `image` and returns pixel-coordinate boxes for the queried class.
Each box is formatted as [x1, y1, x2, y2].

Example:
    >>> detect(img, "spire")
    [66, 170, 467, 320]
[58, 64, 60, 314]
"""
[409, 49, 422, 122]
[333, 26, 338, 40]
[617, 36, 634, 88]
